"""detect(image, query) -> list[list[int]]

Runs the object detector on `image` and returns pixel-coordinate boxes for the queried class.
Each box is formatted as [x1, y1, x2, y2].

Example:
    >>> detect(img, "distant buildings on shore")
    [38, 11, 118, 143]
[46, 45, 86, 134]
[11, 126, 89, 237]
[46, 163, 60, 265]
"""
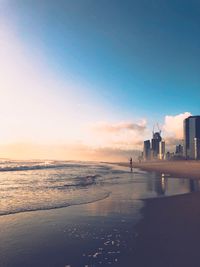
[143, 129, 165, 161]
[142, 115, 200, 161]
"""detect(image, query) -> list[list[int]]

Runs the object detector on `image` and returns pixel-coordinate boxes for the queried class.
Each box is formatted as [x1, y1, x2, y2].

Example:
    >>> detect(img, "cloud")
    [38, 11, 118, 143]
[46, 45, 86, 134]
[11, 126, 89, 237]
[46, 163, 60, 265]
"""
[163, 112, 191, 139]
[162, 112, 192, 151]
[91, 147, 141, 162]
[89, 120, 148, 150]
[92, 120, 147, 133]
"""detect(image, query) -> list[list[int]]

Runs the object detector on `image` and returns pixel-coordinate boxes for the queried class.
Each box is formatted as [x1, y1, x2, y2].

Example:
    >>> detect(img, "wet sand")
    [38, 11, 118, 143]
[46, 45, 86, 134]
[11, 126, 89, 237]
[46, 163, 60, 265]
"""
[2, 191, 200, 267]
[0, 179, 143, 267]
[134, 191, 200, 267]
[118, 160, 200, 179]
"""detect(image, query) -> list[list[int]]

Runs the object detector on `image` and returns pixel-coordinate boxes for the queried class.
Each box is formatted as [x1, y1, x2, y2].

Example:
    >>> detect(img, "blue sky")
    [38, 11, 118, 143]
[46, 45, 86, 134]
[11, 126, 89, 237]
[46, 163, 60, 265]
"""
[1, 0, 200, 160]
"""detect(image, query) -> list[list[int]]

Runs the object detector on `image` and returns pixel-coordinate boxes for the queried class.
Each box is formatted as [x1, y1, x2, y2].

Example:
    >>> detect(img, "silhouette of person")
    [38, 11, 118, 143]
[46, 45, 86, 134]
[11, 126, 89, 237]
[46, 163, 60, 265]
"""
[130, 157, 133, 172]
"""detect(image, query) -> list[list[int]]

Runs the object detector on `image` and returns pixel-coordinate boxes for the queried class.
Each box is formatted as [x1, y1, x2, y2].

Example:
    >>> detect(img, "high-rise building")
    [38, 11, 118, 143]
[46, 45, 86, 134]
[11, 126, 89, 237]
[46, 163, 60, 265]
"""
[143, 140, 151, 160]
[184, 116, 200, 159]
[165, 151, 171, 160]
[194, 138, 200, 160]
[159, 140, 165, 160]
[175, 144, 183, 156]
[151, 132, 162, 159]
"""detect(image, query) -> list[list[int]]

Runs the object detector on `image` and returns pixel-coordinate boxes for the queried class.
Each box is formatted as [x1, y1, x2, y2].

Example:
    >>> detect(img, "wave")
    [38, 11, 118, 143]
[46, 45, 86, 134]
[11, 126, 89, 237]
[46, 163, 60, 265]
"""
[0, 160, 111, 173]
[61, 174, 101, 188]
[0, 174, 101, 192]
[0, 163, 73, 172]
[0, 161, 115, 217]
[0, 191, 111, 217]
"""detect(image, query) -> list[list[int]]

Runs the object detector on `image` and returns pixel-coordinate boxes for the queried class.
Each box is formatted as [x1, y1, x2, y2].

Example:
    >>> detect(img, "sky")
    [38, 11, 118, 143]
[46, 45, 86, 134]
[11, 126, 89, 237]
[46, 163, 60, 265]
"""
[1, 0, 200, 161]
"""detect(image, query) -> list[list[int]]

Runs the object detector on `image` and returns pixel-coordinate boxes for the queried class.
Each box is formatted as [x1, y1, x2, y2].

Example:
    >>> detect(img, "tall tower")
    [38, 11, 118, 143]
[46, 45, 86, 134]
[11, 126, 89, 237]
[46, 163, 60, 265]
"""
[184, 116, 200, 159]
[151, 131, 162, 159]
[159, 140, 165, 160]
[143, 140, 151, 161]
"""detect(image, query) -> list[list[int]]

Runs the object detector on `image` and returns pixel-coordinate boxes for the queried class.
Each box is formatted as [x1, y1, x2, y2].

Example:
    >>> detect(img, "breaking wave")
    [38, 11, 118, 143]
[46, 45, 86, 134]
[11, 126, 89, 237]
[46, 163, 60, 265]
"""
[0, 190, 111, 217]
[0, 160, 112, 216]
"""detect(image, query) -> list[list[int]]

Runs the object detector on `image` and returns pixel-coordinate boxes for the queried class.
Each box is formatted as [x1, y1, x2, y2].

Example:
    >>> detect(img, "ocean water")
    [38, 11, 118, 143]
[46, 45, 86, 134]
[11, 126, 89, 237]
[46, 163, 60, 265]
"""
[0, 160, 199, 216]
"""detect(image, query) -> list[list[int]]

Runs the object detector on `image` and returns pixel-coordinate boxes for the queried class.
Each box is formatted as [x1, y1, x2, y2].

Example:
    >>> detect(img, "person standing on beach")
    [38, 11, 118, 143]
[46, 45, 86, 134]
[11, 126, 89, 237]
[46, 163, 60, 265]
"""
[130, 157, 133, 172]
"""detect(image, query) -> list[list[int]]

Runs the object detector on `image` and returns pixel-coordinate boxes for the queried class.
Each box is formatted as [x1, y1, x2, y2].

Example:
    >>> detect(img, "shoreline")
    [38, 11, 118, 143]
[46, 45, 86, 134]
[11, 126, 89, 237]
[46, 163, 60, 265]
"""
[2, 162, 200, 266]
[2, 184, 200, 266]
[117, 160, 200, 179]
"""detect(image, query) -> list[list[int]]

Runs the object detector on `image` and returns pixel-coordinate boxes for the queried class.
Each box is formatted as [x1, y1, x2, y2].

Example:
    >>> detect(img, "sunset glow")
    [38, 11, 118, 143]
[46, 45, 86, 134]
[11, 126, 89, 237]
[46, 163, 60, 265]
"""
[1, 1, 199, 160]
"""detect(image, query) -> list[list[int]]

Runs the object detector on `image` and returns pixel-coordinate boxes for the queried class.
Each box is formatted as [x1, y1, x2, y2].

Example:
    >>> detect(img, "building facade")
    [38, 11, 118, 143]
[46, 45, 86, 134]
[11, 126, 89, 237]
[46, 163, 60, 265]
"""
[194, 138, 200, 160]
[159, 140, 165, 160]
[143, 140, 151, 161]
[175, 144, 183, 156]
[184, 116, 200, 159]
[151, 132, 162, 159]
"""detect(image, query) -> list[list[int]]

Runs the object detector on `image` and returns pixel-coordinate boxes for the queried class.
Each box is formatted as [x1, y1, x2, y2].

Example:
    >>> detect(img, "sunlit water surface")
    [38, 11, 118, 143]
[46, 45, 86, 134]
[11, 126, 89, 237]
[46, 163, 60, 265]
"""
[0, 160, 199, 216]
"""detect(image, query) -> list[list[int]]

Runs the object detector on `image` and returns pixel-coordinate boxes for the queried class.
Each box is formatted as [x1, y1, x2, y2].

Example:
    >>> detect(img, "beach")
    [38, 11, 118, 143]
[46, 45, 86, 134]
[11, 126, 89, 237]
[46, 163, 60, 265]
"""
[117, 160, 200, 179]
[1, 160, 200, 266]
[2, 181, 200, 267]
[134, 160, 200, 179]
[0, 196, 142, 267]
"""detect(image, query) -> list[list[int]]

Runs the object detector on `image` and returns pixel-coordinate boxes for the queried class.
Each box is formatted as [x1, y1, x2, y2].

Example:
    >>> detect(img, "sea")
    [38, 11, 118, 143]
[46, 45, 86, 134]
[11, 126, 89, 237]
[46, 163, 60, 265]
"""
[0, 160, 199, 217]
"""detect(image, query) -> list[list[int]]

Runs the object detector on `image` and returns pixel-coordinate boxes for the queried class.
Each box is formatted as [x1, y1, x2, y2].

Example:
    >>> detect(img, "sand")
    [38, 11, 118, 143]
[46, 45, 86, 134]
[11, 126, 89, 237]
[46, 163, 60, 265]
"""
[118, 160, 200, 179]
[134, 191, 200, 267]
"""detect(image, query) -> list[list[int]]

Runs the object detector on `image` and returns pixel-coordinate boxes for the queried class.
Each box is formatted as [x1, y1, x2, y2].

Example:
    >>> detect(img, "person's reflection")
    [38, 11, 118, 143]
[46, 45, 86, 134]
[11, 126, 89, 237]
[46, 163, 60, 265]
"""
[146, 177, 154, 192]
[189, 179, 199, 192]
[155, 174, 167, 196]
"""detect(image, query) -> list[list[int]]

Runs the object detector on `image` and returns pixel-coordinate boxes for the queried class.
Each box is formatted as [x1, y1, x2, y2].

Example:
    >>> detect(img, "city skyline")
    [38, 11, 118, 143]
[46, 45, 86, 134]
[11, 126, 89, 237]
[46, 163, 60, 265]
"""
[1, 0, 200, 160]
[143, 115, 200, 161]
